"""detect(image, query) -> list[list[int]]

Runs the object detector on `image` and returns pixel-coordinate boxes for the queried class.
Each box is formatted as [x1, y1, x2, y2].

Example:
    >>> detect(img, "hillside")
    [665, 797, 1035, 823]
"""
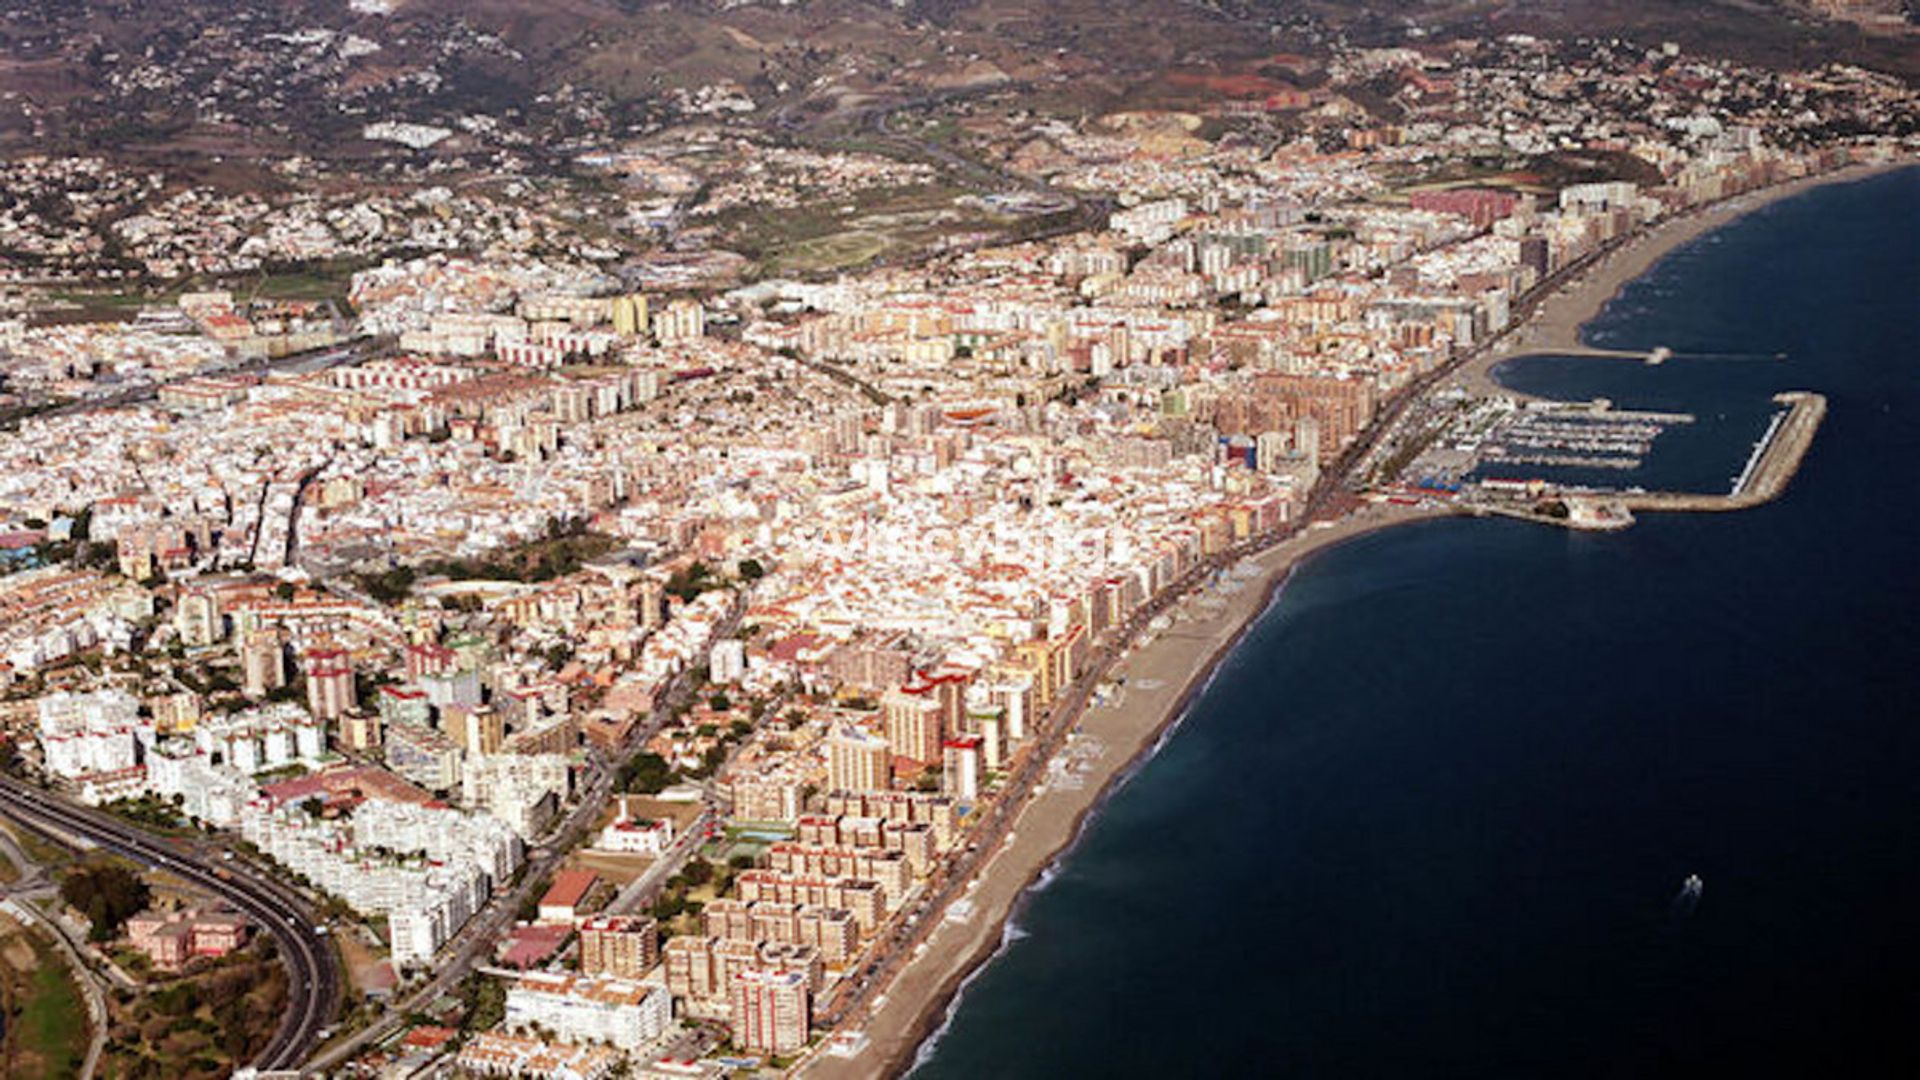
[0, 0, 1911, 159]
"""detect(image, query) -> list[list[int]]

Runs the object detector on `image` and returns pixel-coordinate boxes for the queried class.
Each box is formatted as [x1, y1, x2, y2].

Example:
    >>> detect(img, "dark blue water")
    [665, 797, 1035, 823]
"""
[912, 166, 1920, 1079]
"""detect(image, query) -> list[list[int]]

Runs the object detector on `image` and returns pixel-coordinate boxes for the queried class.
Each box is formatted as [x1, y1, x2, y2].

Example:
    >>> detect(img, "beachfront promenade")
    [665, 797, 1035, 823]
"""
[1457, 162, 1907, 400]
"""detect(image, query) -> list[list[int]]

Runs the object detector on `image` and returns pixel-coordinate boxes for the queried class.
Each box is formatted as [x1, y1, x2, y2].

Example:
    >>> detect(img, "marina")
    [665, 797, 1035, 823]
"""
[1395, 397, 1697, 490]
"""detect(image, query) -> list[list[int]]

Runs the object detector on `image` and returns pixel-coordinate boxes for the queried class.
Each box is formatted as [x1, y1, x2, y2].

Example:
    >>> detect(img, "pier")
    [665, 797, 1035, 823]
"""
[1544, 345, 1659, 361]
[1459, 344, 1691, 399]
[1460, 338, 1792, 400]
[1622, 391, 1827, 512]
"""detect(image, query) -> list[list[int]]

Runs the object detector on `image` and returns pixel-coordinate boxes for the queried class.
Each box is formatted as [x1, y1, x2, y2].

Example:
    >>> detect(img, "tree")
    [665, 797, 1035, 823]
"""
[152, 981, 199, 1016]
[355, 566, 417, 603]
[74, 541, 116, 570]
[60, 864, 151, 942]
[665, 561, 715, 602]
[686, 743, 727, 780]
[617, 752, 674, 794]
[682, 857, 714, 889]
[460, 974, 507, 1032]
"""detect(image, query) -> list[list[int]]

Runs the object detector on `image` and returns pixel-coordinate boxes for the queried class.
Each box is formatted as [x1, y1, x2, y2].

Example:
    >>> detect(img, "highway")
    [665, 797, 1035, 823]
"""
[767, 81, 1106, 278]
[0, 778, 340, 1072]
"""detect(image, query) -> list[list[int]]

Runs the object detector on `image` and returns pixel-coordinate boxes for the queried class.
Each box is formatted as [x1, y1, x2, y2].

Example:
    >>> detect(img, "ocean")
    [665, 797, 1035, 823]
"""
[909, 165, 1920, 1079]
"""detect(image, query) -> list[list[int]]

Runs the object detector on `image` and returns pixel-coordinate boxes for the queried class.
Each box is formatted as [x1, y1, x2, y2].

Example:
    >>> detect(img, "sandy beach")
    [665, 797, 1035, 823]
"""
[798, 157, 1912, 1080]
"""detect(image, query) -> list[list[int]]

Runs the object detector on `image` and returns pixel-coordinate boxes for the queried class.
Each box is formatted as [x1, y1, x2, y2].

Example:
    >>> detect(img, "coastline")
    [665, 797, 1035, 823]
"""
[798, 502, 1450, 1080]
[1455, 158, 1913, 399]
[799, 157, 1910, 1080]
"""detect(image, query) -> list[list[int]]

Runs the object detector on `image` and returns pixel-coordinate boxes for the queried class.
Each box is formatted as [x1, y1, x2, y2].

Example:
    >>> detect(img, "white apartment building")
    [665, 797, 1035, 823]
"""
[37, 689, 152, 779]
[192, 702, 325, 774]
[145, 743, 255, 827]
[239, 796, 521, 968]
[708, 639, 747, 684]
[504, 973, 672, 1051]
[461, 752, 570, 838]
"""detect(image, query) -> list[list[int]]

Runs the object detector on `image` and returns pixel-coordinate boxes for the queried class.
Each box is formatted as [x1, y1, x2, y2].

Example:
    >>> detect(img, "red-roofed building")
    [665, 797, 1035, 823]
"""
[200, 313, 254, 342]
[405, 642, 458, 680]
[125, 908, 250, 971]
[499, 923, 573, 970]
[538, 869, 600, 924]
[767, 634, 821, 664]
[402, 1025, 459, 1052]
[259, 764, 435, 813]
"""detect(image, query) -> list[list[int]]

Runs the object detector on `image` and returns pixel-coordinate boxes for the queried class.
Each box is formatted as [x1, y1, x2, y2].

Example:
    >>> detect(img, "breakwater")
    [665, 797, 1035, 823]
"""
[1622, 391, 1826, 512]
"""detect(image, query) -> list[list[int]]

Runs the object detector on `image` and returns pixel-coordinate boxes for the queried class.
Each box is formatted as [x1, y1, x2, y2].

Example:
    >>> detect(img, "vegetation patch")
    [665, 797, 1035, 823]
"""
[769, 230, 891, 274]
[0, 916, 89, 1080]
[60, 863, 151, 942]
[101, 939, 289, 1080]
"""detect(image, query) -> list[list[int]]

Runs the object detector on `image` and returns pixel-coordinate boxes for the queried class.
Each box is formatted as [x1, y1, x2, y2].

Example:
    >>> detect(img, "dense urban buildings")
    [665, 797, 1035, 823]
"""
[0, 5, 1912, 1076]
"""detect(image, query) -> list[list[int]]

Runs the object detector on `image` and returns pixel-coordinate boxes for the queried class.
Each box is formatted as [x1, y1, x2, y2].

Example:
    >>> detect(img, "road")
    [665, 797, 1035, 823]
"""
[603, 806, 716, 917]
[279, 455, 332, 568]
[793, 354, 893, 407]
[0, 778, 340, 1072]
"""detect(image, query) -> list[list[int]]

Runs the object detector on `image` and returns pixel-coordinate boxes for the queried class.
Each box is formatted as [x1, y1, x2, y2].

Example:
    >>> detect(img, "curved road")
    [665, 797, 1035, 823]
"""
[0, 778, 339, 1072]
